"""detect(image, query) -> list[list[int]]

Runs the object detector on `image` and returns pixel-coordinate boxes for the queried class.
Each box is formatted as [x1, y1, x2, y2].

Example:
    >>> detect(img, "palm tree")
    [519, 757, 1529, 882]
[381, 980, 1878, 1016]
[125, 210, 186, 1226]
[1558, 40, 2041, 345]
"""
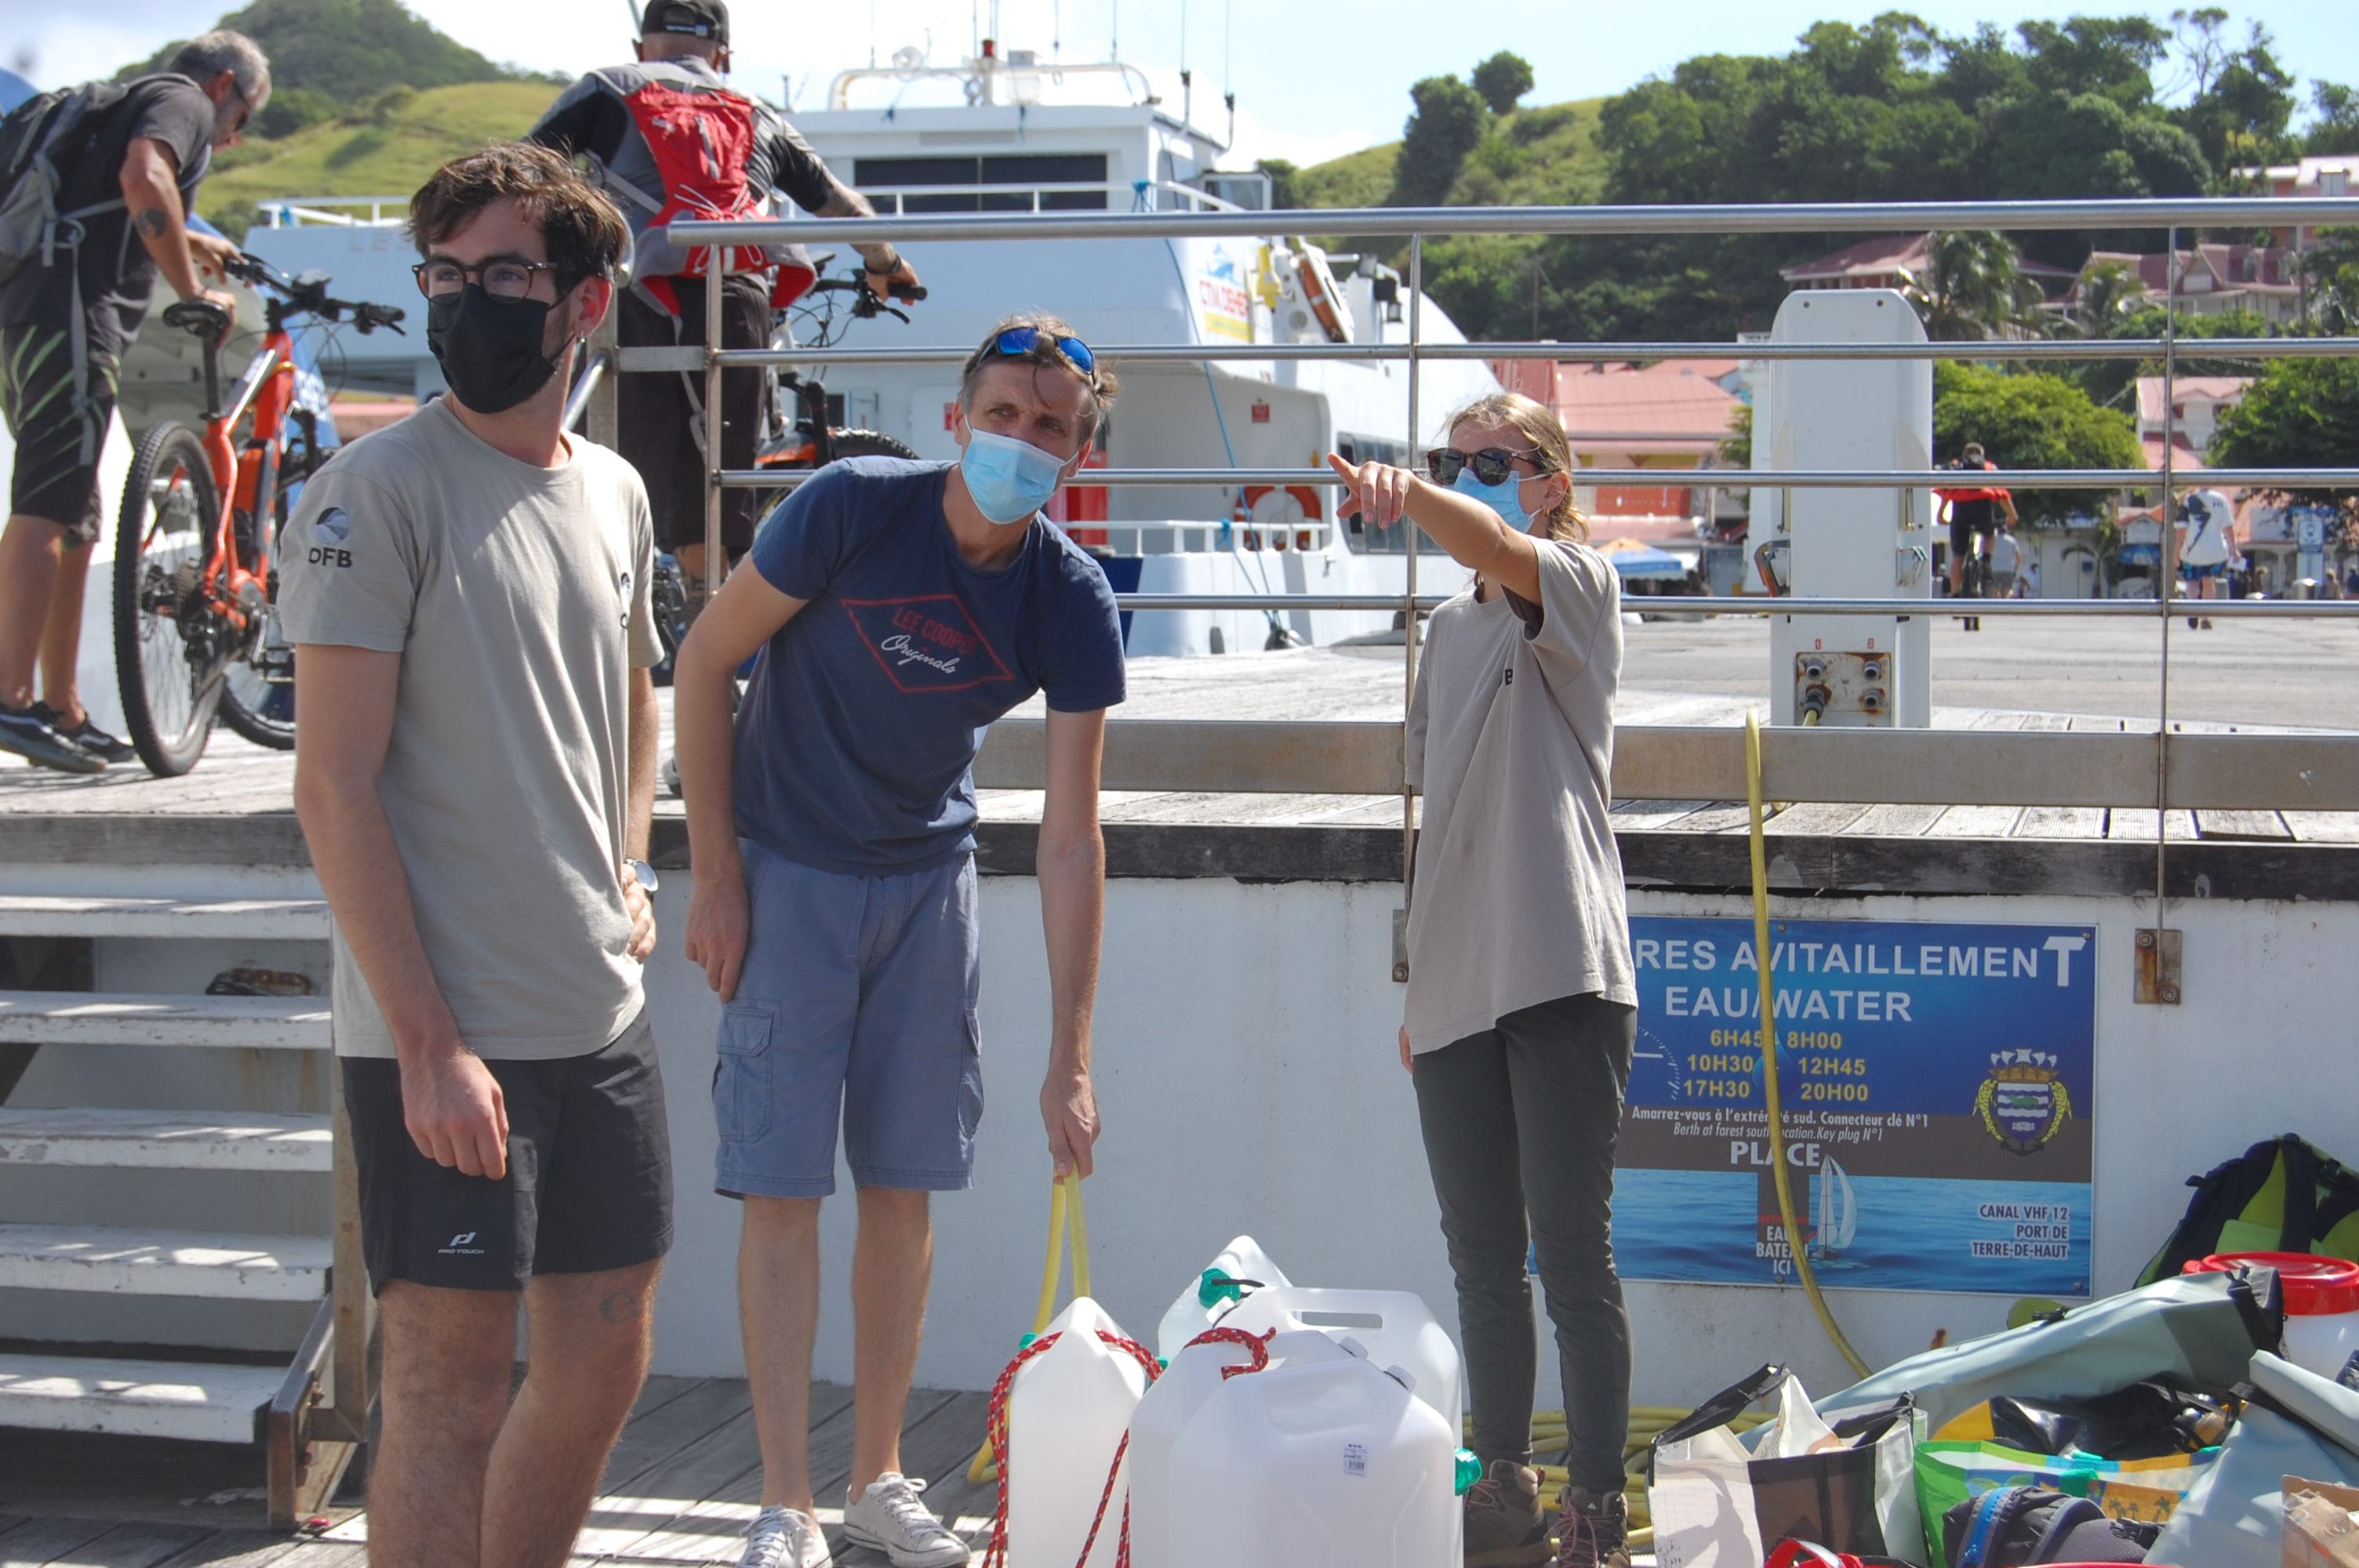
[2068, 260, 2147, 339]
[1910, 230, 2048, 341]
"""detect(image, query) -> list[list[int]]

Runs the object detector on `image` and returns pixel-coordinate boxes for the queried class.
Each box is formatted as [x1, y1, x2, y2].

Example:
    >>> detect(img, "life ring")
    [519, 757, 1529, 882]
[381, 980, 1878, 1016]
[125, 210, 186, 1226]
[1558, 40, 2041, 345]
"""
[1241, 484, 1325, 522]
[1295, 248, 1354, 343]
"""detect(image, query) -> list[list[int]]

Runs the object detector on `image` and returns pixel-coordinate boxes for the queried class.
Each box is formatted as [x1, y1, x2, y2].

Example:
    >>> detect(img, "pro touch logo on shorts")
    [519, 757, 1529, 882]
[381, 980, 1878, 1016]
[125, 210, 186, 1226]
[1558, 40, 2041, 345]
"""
[840, 593, 1014, 694]
[308, 506, 353, 568]
[438, 1230, 486, 1257]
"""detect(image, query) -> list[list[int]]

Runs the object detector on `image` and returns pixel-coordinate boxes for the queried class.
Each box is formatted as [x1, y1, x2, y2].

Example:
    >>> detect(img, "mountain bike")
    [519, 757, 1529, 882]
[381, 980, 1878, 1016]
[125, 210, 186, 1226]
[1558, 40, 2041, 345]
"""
[1958, 547, 1990, 633]
[648, 263, 927, 673]
[113, 254, 404, 775]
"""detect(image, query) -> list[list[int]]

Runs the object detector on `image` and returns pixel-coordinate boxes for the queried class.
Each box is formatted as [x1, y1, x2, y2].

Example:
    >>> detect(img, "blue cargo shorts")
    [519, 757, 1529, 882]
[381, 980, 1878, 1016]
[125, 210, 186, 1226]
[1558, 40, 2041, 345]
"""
[713, 838, 985, 1198]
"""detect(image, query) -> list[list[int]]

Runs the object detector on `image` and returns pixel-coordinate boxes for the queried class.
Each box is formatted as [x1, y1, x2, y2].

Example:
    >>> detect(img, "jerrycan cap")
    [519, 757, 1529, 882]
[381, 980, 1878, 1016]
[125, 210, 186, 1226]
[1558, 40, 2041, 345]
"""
[1336, 1335, 1369, 1359]
[1383, 1363, 1418, 1394]
[1455, 1449, 1481, 1496]
[1197, 1269, 1252, 1310]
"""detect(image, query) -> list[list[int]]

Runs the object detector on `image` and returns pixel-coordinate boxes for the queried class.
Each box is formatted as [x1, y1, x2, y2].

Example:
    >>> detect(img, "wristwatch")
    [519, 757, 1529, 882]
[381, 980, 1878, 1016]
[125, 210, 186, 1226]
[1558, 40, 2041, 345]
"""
[625, 858, 659, 893]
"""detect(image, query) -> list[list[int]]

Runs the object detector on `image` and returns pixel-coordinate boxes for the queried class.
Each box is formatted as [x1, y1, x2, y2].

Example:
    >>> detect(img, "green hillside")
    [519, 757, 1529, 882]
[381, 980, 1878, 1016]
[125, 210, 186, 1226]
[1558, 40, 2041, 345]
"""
[123, 0, 536, 103]
[1293, 97, 1609, 210]
[196, 82, 554, 238]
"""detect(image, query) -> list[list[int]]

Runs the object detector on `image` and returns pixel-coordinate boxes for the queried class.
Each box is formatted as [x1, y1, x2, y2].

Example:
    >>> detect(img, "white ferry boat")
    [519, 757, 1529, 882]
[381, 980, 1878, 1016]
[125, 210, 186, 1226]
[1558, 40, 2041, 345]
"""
[237, 42, 1503, 657]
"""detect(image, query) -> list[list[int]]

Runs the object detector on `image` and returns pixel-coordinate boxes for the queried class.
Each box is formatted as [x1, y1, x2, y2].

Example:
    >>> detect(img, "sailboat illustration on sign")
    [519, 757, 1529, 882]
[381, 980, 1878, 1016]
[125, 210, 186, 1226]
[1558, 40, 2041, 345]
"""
[1812, 1156, 1859, 1257]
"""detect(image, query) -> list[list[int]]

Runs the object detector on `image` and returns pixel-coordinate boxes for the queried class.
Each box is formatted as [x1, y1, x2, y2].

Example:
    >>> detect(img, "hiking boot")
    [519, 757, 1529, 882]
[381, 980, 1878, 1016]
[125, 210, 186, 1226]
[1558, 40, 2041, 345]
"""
[1554, 1486, 1630, 1568]
[841, 1472, 966, 1567]
[31, 703, 134, 764]
[0, 702, 104, 775]
[1463, 1459, 1550, 1566]
[735, 1504, 830, 1568]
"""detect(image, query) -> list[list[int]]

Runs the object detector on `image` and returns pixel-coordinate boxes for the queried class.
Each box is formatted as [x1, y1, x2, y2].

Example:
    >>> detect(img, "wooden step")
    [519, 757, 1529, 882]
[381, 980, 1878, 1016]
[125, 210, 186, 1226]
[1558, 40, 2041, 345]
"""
[0, 892, 328, 940]
[0, 1222, 329, 1300]
[0, 1352, 278, 1443]
[0, 1107, 332, 1172]
[0, 990, 330, 1050]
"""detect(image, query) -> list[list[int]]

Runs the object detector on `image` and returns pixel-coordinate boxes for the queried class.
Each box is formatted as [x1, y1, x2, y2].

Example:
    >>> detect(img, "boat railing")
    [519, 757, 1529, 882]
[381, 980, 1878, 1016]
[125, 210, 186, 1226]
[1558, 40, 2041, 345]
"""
[839, 180, 1247, 216]
[592, 197, 2359, 848]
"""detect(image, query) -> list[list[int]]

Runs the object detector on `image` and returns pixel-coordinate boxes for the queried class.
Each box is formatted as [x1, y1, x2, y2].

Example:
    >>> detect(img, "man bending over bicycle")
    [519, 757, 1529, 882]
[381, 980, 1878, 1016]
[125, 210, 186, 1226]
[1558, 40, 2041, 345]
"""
[529, 0, 921, 594]
[1936, 441, 2018, 597]
[0, 31, 265, 772]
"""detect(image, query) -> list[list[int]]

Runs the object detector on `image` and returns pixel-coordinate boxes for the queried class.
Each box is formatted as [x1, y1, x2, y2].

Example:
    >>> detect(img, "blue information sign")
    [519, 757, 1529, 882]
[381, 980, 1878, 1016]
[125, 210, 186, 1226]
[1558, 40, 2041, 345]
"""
[1612, 916, 2098, 1296]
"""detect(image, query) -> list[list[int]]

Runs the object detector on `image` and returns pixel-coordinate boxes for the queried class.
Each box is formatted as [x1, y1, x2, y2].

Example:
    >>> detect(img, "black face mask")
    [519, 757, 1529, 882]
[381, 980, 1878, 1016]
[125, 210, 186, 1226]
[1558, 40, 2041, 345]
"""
[426, 284, 569, 415]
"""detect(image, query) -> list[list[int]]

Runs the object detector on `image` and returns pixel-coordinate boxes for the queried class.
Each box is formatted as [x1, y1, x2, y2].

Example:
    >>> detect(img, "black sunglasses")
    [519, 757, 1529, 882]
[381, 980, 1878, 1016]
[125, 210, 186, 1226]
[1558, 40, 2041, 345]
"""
[990, 325, 1096, 376]
[1424, 446, 1551, 486]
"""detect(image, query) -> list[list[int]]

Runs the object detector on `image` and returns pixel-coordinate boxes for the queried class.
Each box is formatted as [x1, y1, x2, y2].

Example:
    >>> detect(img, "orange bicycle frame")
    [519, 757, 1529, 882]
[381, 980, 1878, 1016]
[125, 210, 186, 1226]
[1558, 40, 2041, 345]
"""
[195, 322, 298, 627]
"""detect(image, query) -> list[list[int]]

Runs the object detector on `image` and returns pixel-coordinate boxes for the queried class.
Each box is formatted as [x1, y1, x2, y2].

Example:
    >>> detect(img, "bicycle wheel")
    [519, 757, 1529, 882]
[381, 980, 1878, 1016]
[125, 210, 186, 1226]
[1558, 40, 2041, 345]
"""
[114, 422, 228, 776]
[217, 448, 298, 751]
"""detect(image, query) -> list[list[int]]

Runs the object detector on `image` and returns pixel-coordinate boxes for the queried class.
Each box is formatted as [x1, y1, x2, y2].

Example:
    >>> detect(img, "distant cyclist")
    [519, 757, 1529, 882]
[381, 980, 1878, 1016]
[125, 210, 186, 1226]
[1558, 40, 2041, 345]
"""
[0, 31, 267, 772]
[1936, 441, 2018, 598]
[529, 0, 921, 597]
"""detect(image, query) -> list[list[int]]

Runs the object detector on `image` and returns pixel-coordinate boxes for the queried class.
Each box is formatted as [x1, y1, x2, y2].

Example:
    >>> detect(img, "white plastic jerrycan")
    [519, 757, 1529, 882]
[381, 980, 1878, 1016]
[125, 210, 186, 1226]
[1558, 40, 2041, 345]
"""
[1212, 1285, 1462, 1428]
[1128, 1330, 1359, 1568]
[1004, 1296, 1154, 1568]
[1165, 1355, 1462, 1568]
[1154, 1234, 1292, 1363]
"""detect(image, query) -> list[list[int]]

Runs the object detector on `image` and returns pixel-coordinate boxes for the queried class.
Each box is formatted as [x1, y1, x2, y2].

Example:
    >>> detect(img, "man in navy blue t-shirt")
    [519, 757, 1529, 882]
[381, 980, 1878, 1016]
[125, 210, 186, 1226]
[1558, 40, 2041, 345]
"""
[672, 312, 1124, 1568]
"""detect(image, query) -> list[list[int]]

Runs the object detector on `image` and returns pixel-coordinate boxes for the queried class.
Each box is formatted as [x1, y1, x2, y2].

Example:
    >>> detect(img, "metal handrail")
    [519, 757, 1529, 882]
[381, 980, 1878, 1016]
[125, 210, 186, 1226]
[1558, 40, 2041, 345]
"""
[718, 464, 2359, 491]
[671, 194, 2359, 245]
[701, 335, 2357, 368]
[1107, 594, 2359, 618]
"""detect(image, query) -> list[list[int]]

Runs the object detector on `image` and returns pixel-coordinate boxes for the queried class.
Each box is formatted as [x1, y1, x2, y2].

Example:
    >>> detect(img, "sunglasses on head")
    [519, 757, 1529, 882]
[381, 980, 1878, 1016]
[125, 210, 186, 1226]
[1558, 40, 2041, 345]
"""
[990, 325, 1096, 376]
[1424, 446, 1550, 486]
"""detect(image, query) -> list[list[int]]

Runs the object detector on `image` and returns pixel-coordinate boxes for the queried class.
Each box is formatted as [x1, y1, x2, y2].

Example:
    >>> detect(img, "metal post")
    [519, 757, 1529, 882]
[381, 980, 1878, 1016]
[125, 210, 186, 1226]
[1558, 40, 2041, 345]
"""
[704, 241, 727, 603]
[2153, 227, 2179, 955]
[327, 1065, 370, 1440]
[587, 314, 619, 452]
[1403, 233, 1424, 903]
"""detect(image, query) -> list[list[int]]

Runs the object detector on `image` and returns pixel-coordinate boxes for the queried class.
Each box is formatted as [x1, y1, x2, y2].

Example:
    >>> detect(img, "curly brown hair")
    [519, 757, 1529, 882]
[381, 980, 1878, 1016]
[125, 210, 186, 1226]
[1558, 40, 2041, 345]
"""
[408, 143, 628, 289]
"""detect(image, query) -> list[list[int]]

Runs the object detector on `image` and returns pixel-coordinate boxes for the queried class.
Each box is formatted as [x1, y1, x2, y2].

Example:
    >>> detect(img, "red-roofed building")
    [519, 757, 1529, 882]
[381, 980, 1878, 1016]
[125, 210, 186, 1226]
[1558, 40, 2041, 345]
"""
[2075, 246, 2304, 324]
[2233, 154, 2359, 250]
[1779, 233, 2078, 303]
[1493, 359, 1743, 530]
[2134, 375, 2251, 460]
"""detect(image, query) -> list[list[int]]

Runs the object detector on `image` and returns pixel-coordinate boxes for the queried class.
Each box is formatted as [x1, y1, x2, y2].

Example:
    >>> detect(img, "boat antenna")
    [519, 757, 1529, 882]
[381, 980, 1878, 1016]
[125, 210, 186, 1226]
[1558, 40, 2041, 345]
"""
[1053, 0, 1062, 59]
[1110, 0, 1118, 64]
[1180, 0, 1191, 125]
[869, 0, 877, 67]
[1223, 0, 1235, 151]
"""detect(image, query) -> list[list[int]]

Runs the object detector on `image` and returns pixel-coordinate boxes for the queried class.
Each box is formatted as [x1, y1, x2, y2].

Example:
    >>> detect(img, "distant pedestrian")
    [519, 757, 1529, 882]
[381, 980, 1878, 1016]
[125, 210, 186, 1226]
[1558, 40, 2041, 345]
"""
[0, 31, 266, 771]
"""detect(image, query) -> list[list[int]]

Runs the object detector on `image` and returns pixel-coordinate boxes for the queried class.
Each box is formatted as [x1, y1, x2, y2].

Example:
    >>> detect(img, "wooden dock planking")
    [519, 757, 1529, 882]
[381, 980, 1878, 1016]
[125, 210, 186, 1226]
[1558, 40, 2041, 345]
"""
[2193, 809, 2297, 842]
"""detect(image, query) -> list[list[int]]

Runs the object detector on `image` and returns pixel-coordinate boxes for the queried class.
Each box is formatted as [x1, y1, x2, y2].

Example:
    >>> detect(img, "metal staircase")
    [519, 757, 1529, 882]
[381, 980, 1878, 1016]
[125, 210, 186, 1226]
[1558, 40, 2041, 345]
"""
[0, 891, 365, 1526]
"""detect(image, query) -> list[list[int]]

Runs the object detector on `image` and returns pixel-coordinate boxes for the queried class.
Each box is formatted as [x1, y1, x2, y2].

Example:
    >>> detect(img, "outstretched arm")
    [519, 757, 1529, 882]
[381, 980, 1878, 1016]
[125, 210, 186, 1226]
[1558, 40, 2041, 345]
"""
[1036, 706, 1108, 1179]
[1325, 452, 1545, 604]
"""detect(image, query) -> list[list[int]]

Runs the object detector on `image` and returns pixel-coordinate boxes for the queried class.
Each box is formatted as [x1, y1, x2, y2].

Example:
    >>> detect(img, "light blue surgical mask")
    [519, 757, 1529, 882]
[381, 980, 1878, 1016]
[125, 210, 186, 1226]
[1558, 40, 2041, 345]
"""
[959, 426, 1067, 525]
[1452, 466, 1533, 530]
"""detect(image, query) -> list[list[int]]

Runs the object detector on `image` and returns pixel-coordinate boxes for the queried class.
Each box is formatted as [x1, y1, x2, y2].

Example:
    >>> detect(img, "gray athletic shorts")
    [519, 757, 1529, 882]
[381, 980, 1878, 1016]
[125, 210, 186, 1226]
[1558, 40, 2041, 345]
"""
[713, 839, 985, 1198]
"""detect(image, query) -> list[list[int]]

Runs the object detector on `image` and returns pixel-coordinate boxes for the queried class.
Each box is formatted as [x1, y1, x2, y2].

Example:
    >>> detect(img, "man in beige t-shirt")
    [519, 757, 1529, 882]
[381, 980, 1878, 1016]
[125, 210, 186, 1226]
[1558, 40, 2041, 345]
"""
[279, 145, 665, 1568]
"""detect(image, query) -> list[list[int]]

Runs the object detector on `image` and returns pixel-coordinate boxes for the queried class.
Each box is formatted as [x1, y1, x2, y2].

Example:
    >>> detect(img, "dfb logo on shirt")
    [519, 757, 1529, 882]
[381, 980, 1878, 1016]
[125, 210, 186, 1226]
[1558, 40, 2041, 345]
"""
[307, 506, 353, 568]
[841, 594, 1015, 694]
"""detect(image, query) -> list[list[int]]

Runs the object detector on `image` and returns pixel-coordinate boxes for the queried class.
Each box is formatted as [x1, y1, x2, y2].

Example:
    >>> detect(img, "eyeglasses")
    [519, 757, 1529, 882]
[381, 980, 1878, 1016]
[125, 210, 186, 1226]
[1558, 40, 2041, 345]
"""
[990, 326, 1096, 376]
[413, 258, 566, 302]
[1424, 446, 1550, 486]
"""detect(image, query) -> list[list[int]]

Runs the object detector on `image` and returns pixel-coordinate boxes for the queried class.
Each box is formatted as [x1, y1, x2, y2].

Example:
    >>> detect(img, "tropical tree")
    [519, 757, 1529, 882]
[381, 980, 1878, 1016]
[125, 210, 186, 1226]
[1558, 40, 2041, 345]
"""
[2068, 260, 2149, 337]
[1932, 362, 2142, 525]
[1472, 53, 1537, 116]
[2295, 229, 2359, 333]
[1387, 76, 1490, 207]
[2209, 357, 2359, 515]
[1912, 230, 2048, 339]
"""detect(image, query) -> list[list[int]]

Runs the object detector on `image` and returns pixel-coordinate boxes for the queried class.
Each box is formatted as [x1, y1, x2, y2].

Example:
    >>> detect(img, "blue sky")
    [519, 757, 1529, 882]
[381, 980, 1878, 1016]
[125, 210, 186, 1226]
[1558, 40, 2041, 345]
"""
[14, 1, 2359, 169]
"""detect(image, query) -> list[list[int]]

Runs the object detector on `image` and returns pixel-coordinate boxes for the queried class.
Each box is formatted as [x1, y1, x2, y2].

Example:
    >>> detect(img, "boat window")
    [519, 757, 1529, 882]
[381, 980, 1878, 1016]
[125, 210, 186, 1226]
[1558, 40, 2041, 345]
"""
[854, 154, 1111, 212]
[1337, 435, 1415, 554]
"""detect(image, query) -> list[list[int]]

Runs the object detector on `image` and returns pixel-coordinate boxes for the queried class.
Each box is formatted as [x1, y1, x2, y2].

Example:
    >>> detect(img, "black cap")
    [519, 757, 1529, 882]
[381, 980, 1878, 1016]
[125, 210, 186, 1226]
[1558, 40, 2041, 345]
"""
[642, 0, 729, 45]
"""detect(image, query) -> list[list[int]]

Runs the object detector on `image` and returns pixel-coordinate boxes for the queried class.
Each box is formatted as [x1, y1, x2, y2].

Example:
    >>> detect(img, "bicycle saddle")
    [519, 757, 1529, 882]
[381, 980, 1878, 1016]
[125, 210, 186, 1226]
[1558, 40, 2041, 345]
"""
[163, 299, 231, 336]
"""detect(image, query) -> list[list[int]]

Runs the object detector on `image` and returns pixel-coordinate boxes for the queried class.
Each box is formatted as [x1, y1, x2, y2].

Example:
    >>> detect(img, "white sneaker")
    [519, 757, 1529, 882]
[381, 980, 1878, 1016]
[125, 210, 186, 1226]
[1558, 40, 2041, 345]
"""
[736, 1504, 831, 1568]
[841, 1472, 969, 1567]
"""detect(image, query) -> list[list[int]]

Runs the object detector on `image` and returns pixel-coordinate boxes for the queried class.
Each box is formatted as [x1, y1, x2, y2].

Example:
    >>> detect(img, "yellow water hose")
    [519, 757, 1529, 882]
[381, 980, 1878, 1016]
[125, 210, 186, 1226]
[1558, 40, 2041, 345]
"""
[969, 1174, 1092, 1486]
[1747, 710, 1874, 1381]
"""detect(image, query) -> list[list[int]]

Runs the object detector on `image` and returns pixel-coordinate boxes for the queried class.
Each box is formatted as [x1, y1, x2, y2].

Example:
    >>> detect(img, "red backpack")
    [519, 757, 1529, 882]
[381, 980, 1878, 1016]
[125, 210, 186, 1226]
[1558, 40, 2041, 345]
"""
[610, 80, 805, 311]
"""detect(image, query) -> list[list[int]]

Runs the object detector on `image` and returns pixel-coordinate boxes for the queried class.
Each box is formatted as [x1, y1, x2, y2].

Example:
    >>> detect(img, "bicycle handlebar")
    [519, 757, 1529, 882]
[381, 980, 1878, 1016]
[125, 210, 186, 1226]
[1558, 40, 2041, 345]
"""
[218, 251, 406, 334]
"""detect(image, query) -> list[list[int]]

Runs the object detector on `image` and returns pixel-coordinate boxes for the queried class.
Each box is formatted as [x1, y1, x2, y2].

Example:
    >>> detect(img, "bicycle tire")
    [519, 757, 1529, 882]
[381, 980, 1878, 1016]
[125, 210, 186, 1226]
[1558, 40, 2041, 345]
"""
[114, 421, 227, 776]
[217, 444, 300, 751]
[751, 429, 921, 530]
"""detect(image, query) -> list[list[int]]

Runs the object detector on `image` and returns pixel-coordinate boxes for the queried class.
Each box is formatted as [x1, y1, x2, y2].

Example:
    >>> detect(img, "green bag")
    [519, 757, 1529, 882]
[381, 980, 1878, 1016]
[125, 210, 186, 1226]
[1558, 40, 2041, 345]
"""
[2138, 1134, 2359, 1285]
[1912, 1439, 2217, 1564]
